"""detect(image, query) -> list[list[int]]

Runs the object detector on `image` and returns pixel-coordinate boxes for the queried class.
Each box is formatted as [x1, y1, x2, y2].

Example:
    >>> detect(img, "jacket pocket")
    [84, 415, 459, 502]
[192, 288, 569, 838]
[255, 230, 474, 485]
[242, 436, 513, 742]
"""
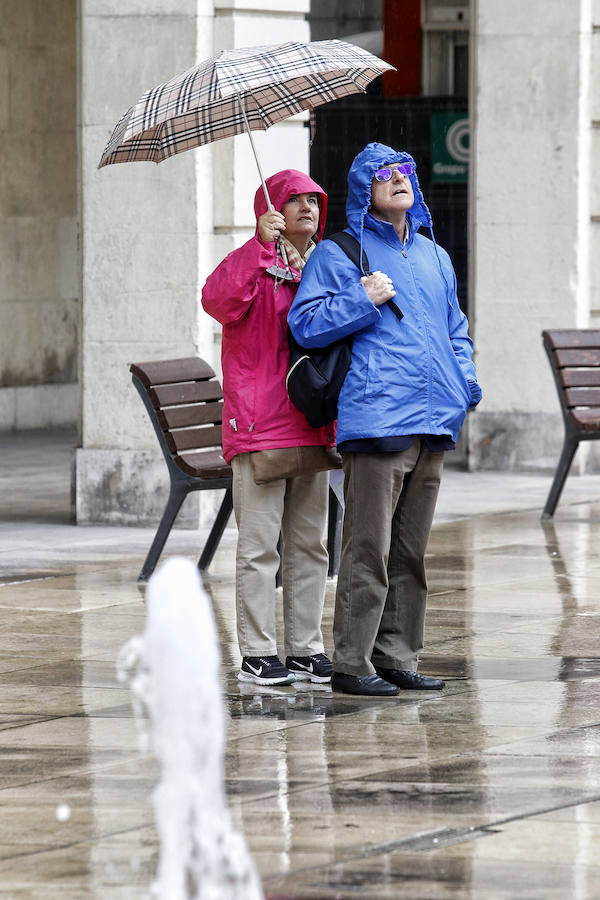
[364, 350, 385, 399]
[467, 379, 482, 407]
[447, 357, 472, 407]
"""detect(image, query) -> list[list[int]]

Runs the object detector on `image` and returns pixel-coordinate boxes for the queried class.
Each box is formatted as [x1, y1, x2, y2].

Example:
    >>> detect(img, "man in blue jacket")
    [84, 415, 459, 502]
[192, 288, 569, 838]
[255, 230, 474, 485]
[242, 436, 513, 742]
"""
[288, 142, 482, 696]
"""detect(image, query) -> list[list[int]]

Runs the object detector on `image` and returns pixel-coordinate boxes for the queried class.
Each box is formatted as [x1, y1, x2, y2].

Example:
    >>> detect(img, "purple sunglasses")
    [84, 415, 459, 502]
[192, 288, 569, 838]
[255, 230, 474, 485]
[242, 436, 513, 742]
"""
[374, 162, 415, 182]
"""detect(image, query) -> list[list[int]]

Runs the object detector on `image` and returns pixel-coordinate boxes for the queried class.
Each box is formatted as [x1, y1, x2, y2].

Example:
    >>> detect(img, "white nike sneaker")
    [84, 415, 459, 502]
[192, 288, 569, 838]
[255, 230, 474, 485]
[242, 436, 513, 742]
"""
[238, 655, 295, 685]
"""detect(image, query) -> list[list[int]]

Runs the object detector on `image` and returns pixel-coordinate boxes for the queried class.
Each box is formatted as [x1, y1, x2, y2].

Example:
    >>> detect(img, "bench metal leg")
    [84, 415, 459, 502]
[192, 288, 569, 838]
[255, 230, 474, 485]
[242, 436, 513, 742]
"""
[327, 484, 344, 577]
[276, 533, 283, 588]
[198, 487, 234, 571]
[542, 435, 579, 519]
[327, 469, 345, 577]
[138, 481, 189, 582]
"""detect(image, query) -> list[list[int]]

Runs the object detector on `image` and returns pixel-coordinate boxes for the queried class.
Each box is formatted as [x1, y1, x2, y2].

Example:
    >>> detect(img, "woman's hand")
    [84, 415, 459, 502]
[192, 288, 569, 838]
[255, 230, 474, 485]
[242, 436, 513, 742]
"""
[360, 271, 396, 306]
[258, 210, 286, 242]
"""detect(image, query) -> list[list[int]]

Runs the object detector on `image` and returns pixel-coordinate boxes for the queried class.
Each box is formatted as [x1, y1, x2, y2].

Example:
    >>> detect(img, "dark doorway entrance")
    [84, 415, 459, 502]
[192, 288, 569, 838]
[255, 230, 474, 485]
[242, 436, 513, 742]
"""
[309, 94, 469, 312]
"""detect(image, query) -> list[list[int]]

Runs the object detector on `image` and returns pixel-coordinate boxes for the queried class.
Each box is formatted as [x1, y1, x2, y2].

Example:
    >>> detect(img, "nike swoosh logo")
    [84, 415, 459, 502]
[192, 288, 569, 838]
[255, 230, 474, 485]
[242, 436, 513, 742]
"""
[293, 662, 313, 673]
[246, 662, 263, 676]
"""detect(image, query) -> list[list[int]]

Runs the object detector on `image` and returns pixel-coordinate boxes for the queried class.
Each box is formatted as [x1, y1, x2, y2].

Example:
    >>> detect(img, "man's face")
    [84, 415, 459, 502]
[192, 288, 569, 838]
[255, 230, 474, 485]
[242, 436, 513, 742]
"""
[370, 163, 415, 222]
[281, 193, 320, 243]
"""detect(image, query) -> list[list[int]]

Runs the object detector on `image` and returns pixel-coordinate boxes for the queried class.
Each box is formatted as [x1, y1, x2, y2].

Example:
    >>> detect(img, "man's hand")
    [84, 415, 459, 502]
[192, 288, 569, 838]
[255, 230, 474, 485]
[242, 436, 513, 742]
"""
[360, 271, 396, 307]
[258, 210, 286, 242]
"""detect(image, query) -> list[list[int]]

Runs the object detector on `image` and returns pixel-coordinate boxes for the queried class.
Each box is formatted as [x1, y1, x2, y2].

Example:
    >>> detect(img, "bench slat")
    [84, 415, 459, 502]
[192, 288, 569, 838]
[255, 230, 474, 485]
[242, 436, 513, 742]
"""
[150, 381, 223, 409]
[543, 330, 600, 351]
[571, 408, 600, 431]
[561, 370, 600, 387]
[166, 424, 223, 453]
[176, 449, 232, 479]
[130, 357, 215, 387]
[564, 387, 600, 407]
[157, 402, 224, 430]
[554, 348, 600, 368]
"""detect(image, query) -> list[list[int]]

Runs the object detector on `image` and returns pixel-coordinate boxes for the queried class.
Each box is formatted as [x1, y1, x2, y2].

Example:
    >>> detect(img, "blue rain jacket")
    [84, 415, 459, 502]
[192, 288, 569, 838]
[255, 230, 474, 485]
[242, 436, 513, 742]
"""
[288, 142, 482, 444]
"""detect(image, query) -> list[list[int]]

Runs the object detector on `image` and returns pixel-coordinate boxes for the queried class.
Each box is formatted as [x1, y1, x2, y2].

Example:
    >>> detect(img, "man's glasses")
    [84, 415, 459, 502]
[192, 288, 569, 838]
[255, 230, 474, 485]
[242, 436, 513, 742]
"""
[373, 162, 415, 182]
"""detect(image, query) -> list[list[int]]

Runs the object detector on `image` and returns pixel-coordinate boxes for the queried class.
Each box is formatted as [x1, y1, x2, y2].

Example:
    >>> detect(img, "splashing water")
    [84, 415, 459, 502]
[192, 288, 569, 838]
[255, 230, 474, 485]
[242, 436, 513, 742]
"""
[118, 557, 264, 900]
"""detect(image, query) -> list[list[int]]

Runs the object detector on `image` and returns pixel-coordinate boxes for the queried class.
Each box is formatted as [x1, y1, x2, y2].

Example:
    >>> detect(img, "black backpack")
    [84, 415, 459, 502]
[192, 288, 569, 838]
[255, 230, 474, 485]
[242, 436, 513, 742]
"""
[287, 231, 401, 429]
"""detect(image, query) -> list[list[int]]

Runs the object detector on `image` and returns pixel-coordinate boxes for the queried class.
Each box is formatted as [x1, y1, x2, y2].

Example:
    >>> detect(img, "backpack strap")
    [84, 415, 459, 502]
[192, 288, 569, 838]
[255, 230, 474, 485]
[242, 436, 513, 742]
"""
[326, 231, 371, 275]
[325, 231, 404, 323]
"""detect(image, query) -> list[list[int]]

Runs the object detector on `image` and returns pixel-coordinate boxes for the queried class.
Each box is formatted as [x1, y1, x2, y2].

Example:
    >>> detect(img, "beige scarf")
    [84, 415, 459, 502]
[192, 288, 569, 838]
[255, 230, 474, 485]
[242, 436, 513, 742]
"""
[273, 236, 316, 289]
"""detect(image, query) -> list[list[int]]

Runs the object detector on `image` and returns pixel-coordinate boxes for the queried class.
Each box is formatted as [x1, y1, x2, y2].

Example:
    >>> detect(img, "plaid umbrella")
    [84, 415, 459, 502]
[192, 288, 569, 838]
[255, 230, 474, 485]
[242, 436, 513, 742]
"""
[98, 39, 394, 206]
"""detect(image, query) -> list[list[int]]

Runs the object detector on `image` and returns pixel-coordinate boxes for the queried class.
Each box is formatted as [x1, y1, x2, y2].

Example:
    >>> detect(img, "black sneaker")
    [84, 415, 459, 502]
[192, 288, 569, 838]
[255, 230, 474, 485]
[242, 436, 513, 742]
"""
[285, 653, 333, 683]
[238, 656, 295, 685]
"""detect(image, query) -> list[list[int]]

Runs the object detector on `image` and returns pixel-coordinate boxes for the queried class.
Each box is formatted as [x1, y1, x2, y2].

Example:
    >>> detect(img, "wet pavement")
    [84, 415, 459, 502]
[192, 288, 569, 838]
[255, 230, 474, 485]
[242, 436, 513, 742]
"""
[2, 430, 600, 897]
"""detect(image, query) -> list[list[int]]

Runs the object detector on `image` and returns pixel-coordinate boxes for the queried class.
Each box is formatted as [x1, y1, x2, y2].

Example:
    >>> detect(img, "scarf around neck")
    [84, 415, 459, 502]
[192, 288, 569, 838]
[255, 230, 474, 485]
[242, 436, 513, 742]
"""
[270, 236, 316, 290]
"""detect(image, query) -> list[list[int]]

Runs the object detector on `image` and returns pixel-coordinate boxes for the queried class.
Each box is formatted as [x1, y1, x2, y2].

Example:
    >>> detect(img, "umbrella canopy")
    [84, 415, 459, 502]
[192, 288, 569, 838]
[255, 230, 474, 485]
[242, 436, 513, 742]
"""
[98, 39, 394, 200]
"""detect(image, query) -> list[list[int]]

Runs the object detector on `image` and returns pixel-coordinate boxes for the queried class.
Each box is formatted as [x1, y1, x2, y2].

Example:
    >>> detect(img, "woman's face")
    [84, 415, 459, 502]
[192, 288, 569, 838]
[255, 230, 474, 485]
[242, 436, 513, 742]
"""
[281, 193, 320, 247]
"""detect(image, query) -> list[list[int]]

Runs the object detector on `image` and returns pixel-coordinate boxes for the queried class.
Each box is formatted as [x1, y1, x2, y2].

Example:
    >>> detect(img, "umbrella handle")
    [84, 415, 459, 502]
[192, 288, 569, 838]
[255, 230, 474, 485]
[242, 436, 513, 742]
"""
[235, 94, 273, 211]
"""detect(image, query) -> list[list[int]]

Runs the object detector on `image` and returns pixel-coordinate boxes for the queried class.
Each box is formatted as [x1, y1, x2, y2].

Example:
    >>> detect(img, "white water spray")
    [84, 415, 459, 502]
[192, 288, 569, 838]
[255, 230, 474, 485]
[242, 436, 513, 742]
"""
[118, 557, 264, 900]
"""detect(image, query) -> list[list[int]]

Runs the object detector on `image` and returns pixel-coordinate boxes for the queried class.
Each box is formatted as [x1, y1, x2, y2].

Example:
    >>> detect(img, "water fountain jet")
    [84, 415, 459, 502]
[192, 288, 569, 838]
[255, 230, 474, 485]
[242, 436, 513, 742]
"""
[118, 557, 264, 900]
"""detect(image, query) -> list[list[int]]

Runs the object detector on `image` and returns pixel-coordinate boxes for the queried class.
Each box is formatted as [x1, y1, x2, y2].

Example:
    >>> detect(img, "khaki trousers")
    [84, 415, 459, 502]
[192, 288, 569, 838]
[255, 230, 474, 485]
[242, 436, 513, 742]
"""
[333, 441, 444, 676]
[231, 453, 329, 658]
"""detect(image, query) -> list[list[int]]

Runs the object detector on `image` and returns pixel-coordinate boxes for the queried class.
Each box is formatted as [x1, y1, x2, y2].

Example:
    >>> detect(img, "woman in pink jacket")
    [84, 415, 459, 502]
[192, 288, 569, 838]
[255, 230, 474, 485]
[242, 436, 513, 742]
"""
[202, 170, 334, 686]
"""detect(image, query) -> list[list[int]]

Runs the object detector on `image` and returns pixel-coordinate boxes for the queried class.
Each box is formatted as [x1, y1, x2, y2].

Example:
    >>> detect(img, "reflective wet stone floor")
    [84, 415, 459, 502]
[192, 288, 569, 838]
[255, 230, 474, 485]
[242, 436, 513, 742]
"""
[2, 431, 600, 897]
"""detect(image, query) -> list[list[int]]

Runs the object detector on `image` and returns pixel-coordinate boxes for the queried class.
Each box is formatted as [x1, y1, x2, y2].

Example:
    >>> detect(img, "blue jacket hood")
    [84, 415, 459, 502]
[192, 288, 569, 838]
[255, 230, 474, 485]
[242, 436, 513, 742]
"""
[346, 142, 433, 241]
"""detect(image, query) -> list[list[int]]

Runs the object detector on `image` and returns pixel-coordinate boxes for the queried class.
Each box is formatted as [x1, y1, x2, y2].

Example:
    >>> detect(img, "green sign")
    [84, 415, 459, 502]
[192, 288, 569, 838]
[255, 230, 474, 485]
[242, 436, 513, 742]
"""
[431, 112, 469, 183]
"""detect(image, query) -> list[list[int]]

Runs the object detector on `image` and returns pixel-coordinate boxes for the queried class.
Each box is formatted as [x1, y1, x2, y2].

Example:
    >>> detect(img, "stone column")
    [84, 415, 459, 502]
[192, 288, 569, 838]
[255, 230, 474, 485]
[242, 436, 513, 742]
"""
[591, 0, 600, 322]
[210, 0, 311, 282]
[76, 0, 311, 524]
[468, 0, 594, 471]
[76, 0, 214, 524]
[0, 1, 79, 430]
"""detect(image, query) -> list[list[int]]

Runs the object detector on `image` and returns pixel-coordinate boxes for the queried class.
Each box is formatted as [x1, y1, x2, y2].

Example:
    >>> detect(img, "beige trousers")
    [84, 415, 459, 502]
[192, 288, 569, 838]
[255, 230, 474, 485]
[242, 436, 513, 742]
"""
[231, 453, 329, 658]
[333, 441, 444, 676]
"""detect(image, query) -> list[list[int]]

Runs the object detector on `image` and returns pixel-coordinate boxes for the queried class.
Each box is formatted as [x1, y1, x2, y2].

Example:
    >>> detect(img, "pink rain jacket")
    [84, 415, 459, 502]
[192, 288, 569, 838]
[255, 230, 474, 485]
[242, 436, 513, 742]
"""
[202, 169, 334, 463]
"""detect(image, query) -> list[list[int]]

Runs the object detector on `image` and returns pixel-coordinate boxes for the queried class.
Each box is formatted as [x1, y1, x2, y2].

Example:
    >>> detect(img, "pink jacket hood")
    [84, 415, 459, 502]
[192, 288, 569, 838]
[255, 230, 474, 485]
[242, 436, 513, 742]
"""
[254, 169, 328, 241]
[202, 170, 333, 462]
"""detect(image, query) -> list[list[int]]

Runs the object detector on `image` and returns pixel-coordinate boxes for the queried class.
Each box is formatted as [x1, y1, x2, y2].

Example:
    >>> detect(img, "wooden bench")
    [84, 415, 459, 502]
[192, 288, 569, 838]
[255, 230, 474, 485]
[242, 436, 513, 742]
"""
[130, 357, 233, 582]
[541, 329, 600, 518]
[130, 355, 343, 581]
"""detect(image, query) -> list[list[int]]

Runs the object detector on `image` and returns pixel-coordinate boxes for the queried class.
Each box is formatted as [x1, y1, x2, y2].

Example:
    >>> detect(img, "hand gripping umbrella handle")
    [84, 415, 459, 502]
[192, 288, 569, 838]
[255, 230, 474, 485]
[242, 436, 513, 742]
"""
[235, 94, 273, 211]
